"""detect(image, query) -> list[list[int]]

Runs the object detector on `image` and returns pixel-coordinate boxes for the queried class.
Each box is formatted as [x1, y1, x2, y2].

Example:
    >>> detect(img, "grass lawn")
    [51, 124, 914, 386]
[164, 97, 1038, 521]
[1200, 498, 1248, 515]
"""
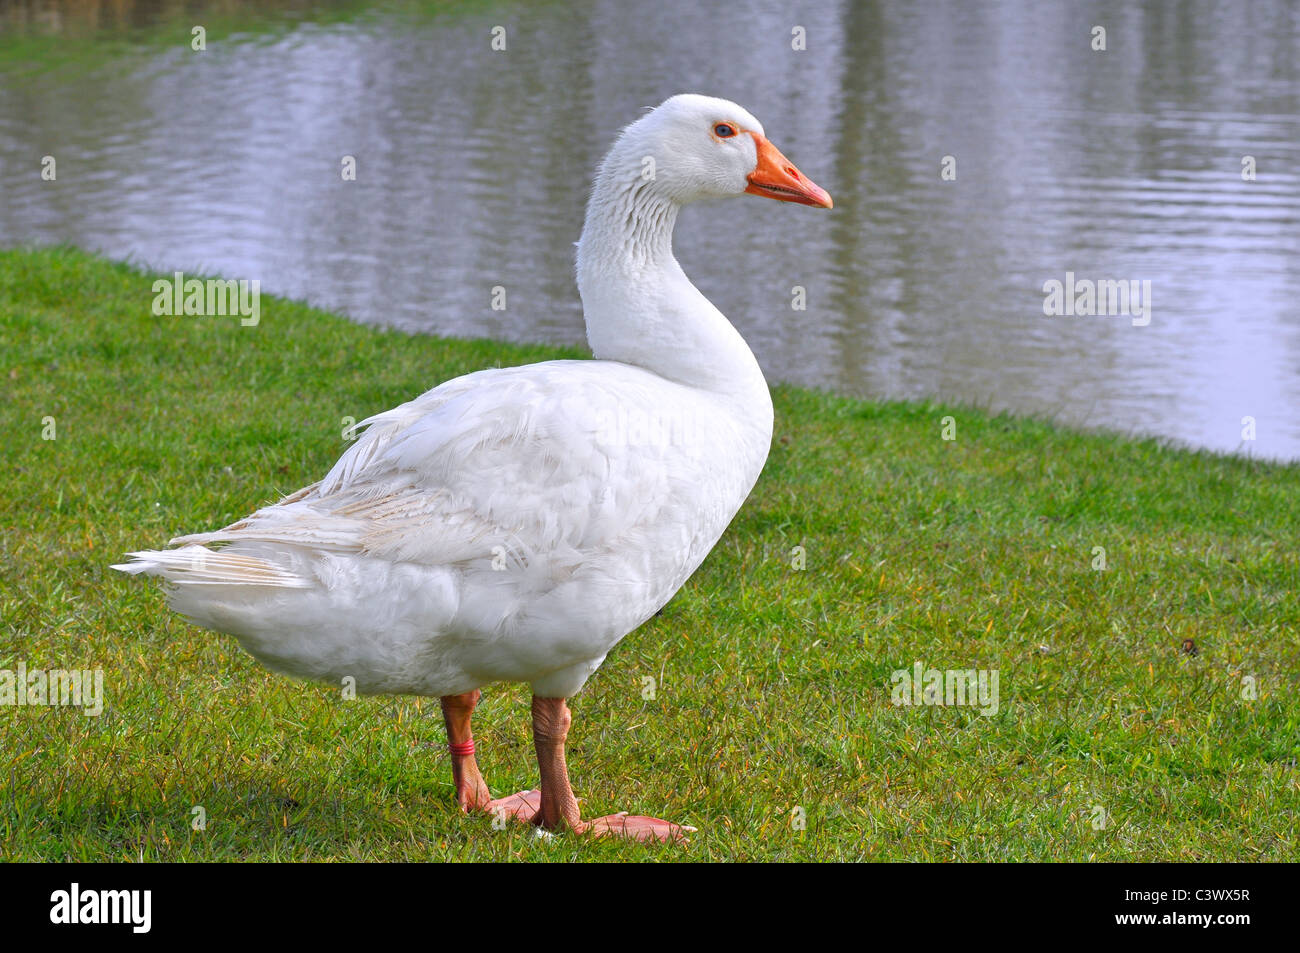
[2, 245, 1297, 861]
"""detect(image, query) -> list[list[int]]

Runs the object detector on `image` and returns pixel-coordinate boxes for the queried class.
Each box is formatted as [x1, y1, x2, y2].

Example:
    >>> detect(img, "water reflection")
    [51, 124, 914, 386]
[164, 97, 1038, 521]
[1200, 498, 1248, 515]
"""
[2, 0, 1298, 458]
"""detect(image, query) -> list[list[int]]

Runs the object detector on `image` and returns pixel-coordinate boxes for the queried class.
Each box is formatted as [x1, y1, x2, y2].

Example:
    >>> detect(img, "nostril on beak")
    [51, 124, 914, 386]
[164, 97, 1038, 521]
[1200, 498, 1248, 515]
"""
[785, 166, 799, 178]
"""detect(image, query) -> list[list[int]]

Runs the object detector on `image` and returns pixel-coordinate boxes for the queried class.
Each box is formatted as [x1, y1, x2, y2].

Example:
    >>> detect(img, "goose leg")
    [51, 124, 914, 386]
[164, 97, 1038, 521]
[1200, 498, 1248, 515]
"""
[528, 695, 693, 843]
[531, 695, 582, 828]
[439, 689, 491, 812]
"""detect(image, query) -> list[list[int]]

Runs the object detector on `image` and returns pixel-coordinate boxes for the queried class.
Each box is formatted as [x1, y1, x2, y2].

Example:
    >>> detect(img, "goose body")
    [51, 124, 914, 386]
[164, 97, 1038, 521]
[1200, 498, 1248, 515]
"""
[152, 358, 769, 698]
[115, 94, 831, 840]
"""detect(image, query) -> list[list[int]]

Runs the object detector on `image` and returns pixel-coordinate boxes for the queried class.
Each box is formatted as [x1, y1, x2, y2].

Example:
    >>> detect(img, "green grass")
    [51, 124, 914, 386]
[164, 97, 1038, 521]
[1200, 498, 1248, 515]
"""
[2, 245, 1297, 861]
[0, 0, 503, 78]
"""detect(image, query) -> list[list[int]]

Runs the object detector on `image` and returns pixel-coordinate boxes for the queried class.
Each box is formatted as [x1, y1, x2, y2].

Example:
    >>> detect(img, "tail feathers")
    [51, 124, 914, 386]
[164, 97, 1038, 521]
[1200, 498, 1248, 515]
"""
[111, 545, 312, 589]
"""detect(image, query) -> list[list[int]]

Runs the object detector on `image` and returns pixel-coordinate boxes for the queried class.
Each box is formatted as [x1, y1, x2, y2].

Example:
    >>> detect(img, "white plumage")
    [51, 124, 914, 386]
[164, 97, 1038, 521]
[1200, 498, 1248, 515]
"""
[115, 96, 831, 836]
[120, 358, 766, 697]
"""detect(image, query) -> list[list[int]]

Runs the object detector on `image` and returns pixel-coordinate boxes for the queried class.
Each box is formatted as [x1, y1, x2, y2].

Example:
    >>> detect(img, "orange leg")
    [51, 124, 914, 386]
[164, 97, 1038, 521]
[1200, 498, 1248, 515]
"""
[439, 689, 491, 812]
[486, 696, 694, 843]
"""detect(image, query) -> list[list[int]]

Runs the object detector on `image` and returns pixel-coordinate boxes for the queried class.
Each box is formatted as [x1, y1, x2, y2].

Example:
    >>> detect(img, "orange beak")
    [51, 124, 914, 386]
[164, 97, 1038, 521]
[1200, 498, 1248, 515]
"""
[744, 132, 833, 209]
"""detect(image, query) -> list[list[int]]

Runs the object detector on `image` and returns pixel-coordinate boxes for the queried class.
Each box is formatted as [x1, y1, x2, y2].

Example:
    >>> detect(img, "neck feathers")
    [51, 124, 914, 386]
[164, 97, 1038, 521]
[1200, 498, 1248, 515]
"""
[576, 143, 767, 403]
[581, 171, 679, 272]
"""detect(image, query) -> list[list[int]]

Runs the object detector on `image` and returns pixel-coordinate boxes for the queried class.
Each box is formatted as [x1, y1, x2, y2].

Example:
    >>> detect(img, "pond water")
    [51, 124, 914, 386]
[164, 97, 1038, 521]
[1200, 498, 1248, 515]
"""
[3, 0, 1299, 459]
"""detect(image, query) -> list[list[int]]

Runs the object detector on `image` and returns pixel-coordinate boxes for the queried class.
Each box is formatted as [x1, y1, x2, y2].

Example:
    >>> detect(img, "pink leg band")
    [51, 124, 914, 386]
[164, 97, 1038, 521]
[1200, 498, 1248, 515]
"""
[448, 739, 476, 757]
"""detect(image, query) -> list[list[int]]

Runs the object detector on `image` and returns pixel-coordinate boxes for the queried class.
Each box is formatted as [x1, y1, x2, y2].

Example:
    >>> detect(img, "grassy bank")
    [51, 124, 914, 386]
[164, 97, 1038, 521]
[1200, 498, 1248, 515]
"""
[2, 246, 1297, 861]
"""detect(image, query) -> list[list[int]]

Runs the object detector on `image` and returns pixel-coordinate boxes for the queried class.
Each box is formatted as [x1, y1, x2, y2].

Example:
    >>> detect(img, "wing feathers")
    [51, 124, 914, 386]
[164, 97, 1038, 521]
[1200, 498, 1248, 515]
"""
[111, 545, 312, 588]
[133, 361, 690, 577]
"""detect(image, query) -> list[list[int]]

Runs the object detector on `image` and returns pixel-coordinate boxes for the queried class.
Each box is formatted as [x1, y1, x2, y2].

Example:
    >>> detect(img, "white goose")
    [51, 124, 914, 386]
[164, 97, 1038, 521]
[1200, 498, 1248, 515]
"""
[115, 94, 832, 842]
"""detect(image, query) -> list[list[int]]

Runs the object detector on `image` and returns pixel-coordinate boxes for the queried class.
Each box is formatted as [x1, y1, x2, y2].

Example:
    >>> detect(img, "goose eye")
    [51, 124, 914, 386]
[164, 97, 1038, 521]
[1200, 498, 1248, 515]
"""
[713, 123, 737, 138]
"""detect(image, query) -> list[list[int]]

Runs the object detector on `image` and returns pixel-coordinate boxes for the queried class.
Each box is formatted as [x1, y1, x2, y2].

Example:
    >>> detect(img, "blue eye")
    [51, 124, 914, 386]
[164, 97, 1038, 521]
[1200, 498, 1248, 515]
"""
[713, 123, 737, 138]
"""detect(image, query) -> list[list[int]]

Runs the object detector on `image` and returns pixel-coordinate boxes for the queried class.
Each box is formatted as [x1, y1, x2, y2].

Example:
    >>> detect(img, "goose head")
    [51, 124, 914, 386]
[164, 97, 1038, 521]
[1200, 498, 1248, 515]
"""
[607, 93, 833, 209]
[578, 94, 831, 393]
